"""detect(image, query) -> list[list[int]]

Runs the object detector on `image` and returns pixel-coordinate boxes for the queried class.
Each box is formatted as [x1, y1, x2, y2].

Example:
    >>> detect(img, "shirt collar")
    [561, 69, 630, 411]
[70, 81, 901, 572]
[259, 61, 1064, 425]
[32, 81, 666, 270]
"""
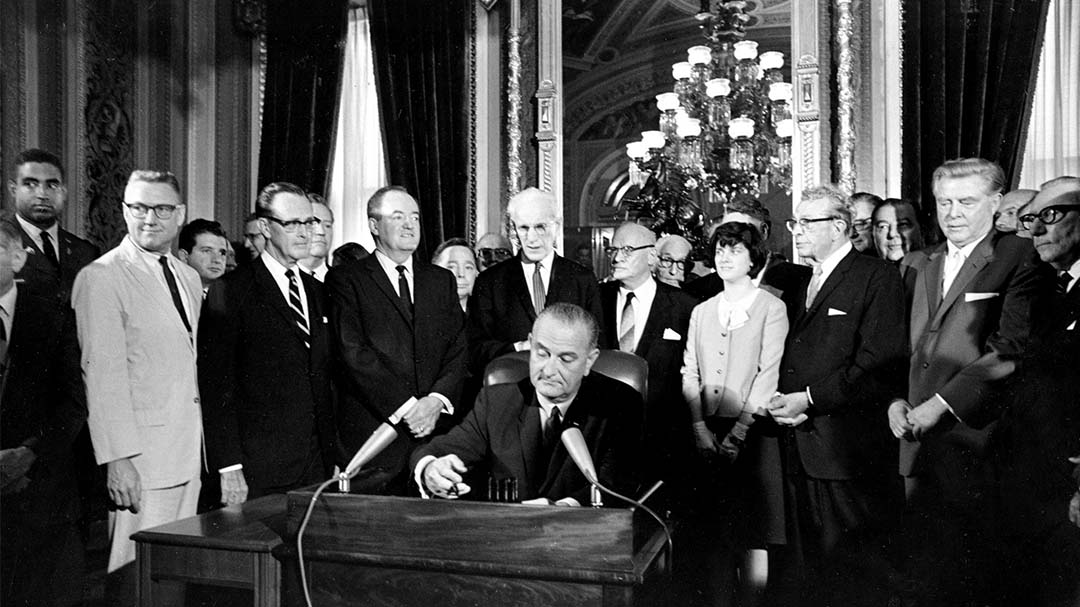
[126, 235, 174, 265]
[620, 276, 656, 300]
[520, 250, 556, 269]
[946, 231, 990, 259]
[374, 248, 413, 274]
[818, 241, 853, 277]
[259, 249, 296, 277]
[16, 213, 59, 250]
[0, 282, 17, 316]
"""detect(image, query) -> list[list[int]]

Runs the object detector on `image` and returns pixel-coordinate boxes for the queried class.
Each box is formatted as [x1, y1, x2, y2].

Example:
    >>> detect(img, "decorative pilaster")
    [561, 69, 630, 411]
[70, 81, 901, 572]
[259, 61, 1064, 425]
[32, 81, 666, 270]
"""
[835, 0, 857, 194]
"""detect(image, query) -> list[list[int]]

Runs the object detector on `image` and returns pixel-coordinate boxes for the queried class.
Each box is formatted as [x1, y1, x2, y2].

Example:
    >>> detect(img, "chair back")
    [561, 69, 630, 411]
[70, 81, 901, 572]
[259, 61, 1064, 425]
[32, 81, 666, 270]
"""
[483, 350, 648, 398]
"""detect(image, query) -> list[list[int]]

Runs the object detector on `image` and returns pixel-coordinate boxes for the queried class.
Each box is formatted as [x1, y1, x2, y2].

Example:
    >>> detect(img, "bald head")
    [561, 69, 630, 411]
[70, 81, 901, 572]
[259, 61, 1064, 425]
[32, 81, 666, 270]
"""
[655, 235, 693, 287]
[609, 222, 657, 289]
[475, 232, 513, 271]
[1021, 178, 1080, 270]
[996, 189, 1037, 233]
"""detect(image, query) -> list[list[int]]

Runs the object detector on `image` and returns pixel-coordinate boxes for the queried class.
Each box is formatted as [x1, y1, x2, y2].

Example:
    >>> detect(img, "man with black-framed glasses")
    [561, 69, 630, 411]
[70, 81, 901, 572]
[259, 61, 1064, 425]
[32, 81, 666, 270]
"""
[467, 187, 603, 375]
[198, 181, 338, 509]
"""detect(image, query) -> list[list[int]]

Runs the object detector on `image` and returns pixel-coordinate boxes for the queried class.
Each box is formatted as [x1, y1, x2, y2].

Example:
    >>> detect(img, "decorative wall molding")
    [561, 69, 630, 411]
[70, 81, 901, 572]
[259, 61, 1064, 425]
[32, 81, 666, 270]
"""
[506, 0, 523, 197]
[835, 0, 856, 194]
[534, 0, 563, 249]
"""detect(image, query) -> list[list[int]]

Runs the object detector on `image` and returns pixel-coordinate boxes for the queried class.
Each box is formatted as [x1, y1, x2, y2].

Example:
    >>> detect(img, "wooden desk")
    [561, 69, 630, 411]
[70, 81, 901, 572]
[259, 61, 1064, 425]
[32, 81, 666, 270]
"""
[132, 494, 286, 607]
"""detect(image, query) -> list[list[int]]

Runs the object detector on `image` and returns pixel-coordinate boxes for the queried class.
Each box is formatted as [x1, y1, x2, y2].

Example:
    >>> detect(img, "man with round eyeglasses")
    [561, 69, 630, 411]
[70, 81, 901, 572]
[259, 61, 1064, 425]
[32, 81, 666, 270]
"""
[467, 187, 603, 375]
[653, 234, 693, 287]
[72, 170, 203, 602]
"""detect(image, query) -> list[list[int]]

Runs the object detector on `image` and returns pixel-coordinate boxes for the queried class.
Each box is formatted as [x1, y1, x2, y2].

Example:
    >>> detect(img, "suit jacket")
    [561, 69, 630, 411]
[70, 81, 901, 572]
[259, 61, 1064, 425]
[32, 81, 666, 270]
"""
[14, 222, 98, 308]
[682, 288, 789, 420]
[198, 258, 337, 491]
[778, 249, 907, 480]
[684, 255, 810, 313]
[993, 280, 1080, 535]
[898, 231, 1050, 476]
[326, 253, 467, 477]
[468, 255, 604, 374]
[600, 280, 695, 480]
[71, 237, 202, 489]
[410, 373, 642, 505]
[0, 286, 87, 526]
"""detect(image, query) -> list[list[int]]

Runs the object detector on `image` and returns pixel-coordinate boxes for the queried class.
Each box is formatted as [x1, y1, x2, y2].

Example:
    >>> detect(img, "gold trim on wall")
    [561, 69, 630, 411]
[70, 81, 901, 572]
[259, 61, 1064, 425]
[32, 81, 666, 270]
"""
[835, 0, 857, 194]
[506, 0, 522, 197]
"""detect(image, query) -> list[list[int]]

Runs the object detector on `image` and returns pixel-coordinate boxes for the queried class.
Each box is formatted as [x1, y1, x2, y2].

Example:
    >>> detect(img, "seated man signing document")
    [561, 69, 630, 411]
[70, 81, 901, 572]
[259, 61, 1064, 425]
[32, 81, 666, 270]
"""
[411, 303, 642, 506]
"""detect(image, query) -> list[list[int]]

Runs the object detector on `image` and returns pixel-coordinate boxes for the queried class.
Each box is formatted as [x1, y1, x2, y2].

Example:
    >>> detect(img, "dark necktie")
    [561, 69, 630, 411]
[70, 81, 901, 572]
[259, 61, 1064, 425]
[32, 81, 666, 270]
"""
[284, 269, 310, 348]
[543, 406, 562, 455]
[40, 231, 59, 268]
[531, 262, 546, 315]
[1057, 272, 1073, 295]
[619, 292, 636, 352]
[396, 265, 413, 315]
[159, 256, 192, 335]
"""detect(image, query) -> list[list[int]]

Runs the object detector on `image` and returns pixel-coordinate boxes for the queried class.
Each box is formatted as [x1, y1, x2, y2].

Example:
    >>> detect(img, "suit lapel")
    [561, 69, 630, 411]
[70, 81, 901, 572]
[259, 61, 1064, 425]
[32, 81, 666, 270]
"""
[798, 249, 856, 325]
[364, 255, 414, 326]
[932, 236, 993, 330]
[635, 283, 667, 359]
[600, 283, 618, 349]
[511, 258, 538, 323]
[516, 380, 542, 492]
[118, 243, 191, 340]
[253, 258, 312, 348]
[922, 246, 946, 319]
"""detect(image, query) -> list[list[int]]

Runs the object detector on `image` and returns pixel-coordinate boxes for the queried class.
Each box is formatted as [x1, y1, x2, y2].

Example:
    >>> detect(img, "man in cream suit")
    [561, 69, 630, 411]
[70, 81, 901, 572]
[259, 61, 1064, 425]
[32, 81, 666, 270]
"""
[72, 170, 202, 605]
[888, 158, 1051, 605]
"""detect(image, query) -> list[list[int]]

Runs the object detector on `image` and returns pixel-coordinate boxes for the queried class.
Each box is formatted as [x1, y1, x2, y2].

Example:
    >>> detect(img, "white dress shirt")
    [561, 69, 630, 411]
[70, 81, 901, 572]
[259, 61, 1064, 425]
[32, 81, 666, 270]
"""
[259, 250, 309, 321]
[374, 249, 414, 303]
[16, 214, 59, 262]
[941, 233, 987, 296]
[616, 278, 657, 352]
[128, 237, 194, 323]
[520, 250, 555, 305]
[0, 283, 17, 343]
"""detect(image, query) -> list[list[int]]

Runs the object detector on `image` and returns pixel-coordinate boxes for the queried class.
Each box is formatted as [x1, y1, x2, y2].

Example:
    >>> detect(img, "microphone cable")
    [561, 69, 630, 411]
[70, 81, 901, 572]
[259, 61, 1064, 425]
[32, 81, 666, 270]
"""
[296, 476, 339, 607]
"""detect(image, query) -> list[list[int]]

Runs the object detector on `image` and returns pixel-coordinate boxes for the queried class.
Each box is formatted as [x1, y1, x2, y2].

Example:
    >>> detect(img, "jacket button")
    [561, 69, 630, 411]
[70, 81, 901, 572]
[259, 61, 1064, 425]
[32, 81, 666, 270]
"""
[795, 338, 802, 344]
[786, 369, 794, 374]
[194, 397, 200, 404]
[720, 332, 727, 337]
[922, 362, 929, 369]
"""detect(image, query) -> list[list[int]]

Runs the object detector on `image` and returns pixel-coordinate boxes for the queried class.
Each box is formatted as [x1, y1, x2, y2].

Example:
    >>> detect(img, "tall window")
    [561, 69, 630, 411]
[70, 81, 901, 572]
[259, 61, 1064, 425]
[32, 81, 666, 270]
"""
[1018, 0, 1079, 188]
[328, 6, 386, 251]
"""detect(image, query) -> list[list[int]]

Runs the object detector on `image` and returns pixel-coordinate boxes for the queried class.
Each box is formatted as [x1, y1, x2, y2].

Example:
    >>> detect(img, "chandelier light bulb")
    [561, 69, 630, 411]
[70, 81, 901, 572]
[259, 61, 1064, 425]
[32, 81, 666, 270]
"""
[706, 78, 731, 97]
[642, 130, 667, 149]
[759, 51, 784, 71]
[626, 141, 649, 159]
[768, 82, 793, 102]
[728, 117, 755, 139]
[732, 40, 759, 61]
[672, 61, 693, 80]
[676, 118, 702, 138]
[687, 45, 712, 66]
[775, 119, 794, 139]
[656, 92, 681, 112]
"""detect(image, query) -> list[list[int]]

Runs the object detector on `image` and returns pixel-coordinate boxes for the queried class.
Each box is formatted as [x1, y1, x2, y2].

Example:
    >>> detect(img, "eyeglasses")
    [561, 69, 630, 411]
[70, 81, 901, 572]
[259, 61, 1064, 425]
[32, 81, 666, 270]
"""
[656, 255, 687, 269]
[124, 202, 182, 220]
[785, 216, 840, 232]
[514, 223, 551, 237]
[477, 247, 512, 263]
[851, 218, 873, 231]
[604, 244, 653, 258]
[1017, 205, 1080, 230]
[262, 215, 319, 233]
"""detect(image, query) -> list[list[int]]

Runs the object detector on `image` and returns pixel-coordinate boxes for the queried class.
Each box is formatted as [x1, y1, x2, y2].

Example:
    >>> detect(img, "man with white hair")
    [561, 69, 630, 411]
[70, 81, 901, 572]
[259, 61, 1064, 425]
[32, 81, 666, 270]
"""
[653, 234, 693, 288]
[467, 187, 603, 374]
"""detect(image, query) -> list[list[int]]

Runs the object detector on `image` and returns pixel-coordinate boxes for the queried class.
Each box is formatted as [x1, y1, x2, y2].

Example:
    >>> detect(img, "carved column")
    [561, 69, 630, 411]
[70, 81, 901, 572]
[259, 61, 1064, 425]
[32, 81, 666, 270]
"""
[534, 0, 563, 250]
[835, 0, 857, 194]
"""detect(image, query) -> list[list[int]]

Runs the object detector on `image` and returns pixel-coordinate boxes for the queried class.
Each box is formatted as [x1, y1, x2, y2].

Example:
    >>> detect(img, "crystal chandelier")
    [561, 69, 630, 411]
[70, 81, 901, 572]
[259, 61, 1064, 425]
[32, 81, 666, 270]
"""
[621, 1, 793, 253]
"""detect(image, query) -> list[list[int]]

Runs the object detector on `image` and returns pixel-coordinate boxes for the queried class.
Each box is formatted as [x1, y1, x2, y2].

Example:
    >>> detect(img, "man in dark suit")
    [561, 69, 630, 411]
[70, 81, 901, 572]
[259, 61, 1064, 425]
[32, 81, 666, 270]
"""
[7, 149, 99, 308]
[199, 182, 338, 504]
[326, 186, 466, 490]
[411, 303, 641, 505]
[684, 197, 808, 312]
[598, 222, 696, 491]
[767, 185, 907, 605]
[468, 187, 603, 375]
[0, 216, 87, 606]
[886, 158, 1051, 605]
[992, 177, 1080, 606]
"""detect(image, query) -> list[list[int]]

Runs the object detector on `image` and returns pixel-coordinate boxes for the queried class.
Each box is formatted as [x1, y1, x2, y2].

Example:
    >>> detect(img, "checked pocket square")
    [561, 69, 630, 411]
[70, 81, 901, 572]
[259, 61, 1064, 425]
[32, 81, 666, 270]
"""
[662, 328, 682, 340]
[827, 308, 847, 316]
[965, 292, 1000, 302]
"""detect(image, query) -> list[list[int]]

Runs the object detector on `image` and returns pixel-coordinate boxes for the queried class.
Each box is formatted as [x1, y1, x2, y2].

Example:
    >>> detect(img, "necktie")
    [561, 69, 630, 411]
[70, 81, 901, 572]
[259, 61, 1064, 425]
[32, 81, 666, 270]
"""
[40, 230, 59, 268]
[942, 249, 965, 297]
[532, 262, 546, 314]
[159, 256, 192, 336]
[396, 265, 413, 315]
[619, 292, 636, 352]
[1057, 271, 1073, 295]
[284, 269, 310, 348]
[805, 265, 823, 310]
[543, 406, 562, 454]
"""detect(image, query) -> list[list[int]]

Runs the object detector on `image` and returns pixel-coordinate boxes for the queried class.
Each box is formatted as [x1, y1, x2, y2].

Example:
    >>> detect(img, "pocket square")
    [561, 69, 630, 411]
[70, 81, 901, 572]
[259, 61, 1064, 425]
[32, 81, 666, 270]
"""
[662, 328, 682, 340]
[827, 308, 847, 316]
[965, 292, 1000, 302]
[322, 316, 329, 324]
[1068, 321, 1076, 331]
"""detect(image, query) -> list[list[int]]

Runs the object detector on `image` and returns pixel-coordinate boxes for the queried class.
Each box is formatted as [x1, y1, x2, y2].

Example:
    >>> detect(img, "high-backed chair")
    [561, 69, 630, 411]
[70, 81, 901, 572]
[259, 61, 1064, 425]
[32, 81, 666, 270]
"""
[483, 350, 648, 398]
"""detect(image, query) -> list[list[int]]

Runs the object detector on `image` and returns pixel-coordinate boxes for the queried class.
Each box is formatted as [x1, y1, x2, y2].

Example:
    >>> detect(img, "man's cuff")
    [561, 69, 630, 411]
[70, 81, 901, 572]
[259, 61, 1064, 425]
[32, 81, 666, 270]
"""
[429, 392, 454, 416]
[805, 387, 814, 406]
[513, 340, 530, 352]
[555, 497, 581, 507]
[933, 393, 961, 422]
[219, 464, 243, 474]
[413, 455, 436, 498]
[389, 397, 419, 424]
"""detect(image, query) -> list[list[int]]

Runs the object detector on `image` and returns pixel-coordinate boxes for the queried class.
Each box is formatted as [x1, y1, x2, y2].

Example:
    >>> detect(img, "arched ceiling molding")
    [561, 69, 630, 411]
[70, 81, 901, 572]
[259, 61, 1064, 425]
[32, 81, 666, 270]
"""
[564, 61, 671, 140]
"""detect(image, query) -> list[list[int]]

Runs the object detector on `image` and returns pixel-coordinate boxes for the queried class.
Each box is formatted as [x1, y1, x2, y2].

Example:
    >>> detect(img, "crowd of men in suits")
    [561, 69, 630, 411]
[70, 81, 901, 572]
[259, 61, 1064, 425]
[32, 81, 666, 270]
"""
[1, 147, 1079, 607]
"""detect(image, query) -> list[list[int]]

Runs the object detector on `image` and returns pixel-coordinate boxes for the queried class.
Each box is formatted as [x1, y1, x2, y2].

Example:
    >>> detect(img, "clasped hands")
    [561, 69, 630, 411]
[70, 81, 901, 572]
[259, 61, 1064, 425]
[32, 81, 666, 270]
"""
[404, 396, 444, 439]
[888, 396, 949, 441]
[767, 392, 810, 427]
[0, 446, 37, 495]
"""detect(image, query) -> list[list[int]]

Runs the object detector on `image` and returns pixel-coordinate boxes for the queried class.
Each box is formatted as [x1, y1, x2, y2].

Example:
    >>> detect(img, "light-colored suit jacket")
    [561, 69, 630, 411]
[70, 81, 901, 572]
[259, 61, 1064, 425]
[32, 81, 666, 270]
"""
[72, 236, 203, 489]
[682, 288, 788, 418]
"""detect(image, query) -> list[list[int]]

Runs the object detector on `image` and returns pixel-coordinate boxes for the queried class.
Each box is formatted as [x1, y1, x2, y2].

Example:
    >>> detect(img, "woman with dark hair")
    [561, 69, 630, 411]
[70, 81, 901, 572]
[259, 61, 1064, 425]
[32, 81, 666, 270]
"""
[872, 198, 925, 262]
[681, 222, 790, 607]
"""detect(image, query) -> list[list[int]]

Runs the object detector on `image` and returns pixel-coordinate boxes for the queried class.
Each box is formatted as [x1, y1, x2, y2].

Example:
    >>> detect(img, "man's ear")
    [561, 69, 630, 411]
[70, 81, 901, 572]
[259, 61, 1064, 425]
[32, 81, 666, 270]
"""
[7, 179, 16, 199]
[259, 217, 272, 239]
[582, 347, 600, 376]
[10, 246, 28, 274]
[178, 249, 190, 262]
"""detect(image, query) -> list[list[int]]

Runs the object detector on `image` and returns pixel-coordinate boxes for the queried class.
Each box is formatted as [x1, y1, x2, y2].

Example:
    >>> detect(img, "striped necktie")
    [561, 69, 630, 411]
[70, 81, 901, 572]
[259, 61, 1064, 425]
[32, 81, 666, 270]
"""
[285, 269, 310, 348]
[619, 292, 636, 352]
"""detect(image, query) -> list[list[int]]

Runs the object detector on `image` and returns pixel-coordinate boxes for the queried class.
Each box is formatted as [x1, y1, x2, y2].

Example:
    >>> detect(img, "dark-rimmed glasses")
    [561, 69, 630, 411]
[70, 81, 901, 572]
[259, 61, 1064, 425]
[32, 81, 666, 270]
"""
[785, 216, 840, 232]
[262, 215, 319, 234]
[604, 244, 653, 258]
[1017, 205, 1080, 230]
[124, 202, 182, 220]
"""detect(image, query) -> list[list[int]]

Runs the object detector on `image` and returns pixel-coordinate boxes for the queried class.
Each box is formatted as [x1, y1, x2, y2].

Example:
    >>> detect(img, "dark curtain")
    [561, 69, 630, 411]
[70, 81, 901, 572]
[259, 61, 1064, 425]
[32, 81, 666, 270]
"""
[369, 0, 471, 260]
[257, 0, 348, 195]
[901, 0, 1050, 211]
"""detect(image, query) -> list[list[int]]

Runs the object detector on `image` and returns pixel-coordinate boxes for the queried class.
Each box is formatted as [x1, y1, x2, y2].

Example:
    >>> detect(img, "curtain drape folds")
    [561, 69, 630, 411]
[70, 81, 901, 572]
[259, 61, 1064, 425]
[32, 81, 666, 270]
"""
[257, 0, 349, 195]
[901, 0, 1051, 208]
[368, 0, 471, 261]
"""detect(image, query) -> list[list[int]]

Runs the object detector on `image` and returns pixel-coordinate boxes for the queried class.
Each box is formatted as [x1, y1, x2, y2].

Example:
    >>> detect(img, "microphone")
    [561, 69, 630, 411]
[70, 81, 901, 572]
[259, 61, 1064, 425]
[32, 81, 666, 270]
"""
[560, 426, 602, 506]
[343, 422, 399, 479]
